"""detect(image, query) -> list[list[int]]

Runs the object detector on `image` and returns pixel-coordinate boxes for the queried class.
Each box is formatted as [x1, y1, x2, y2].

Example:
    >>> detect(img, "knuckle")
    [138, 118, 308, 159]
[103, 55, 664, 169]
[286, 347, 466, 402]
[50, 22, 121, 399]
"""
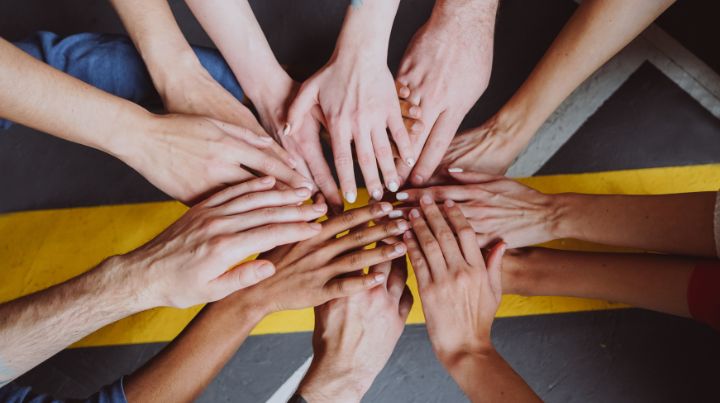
[351, 230, 367, 244]
[374, 145, 393, 159]
[458, 227, 475, 239]
[437, 229, 455, 241]
[348, 253, 363, 267]
[421, 239, 440, 254]
[334, 154, 353, 168]
[341, 210, 358, 227]
[357, 152, 374, 166]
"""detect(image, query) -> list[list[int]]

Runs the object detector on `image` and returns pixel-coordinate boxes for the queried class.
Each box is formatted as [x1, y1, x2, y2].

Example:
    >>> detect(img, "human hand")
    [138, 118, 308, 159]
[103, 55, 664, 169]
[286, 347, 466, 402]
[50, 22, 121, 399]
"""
[123, 177, 325, 309]
[121, 113, 313, 204]
[395, 0, 498, 186]
[404, 195, 506, 362]
[235, 202, 410, 314]
[396, 171, 559, 248]
[286, 50, 414, 204]
[296, 258, 413, 402]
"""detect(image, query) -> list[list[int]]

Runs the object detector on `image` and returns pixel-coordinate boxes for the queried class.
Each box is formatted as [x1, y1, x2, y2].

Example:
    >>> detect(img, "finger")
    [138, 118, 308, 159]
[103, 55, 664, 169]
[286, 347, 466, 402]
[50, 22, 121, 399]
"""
[319, 202, 394, 242]
[395, 80, 411, 99]
[354, 130, 383, 201]
[201, 176, 276, 208]
[221, 187, 313, 215]
[211, 118, 297, 169]
[388, 113, 415, 169]
[399, 100, 422, 119]
[219, 203, 328, 233]
[398, 286, 413, 321]
[447, 170, 505, 184]
[371, 128, 400, 193]
[419, 194, 464, 268]
[325, 219, 409, 258]
[443, 200, 483, 267]
[404, 117, 424, 136]
[301, 137, 343, 208]
[330, 123, 357, 204]
[411, 112, 464, 186]
[286, 82, 318, 136]
[387, 257, 409, 300]
[324, 272, 386, 300]
[209, 259, 276, 300]
[369, 260, 392, 288]
[485, 241, 507, 294]
[403, 231, 431, 287]
[241, 147, 314, 191]
[408, 208, 448, 279]
[228, 222, 322, 264]
[395, 186, 477, 203]
[325, 242, 407, 277]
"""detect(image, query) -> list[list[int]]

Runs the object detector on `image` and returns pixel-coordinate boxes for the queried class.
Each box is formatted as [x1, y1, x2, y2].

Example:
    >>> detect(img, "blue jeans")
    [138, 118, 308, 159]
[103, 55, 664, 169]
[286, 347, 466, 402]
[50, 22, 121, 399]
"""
[1, 31, 244, 129]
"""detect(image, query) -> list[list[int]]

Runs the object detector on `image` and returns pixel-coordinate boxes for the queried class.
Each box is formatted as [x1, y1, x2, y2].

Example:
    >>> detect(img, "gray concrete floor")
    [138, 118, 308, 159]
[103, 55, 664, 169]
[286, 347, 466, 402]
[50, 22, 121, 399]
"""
[3, 0, 720, 402]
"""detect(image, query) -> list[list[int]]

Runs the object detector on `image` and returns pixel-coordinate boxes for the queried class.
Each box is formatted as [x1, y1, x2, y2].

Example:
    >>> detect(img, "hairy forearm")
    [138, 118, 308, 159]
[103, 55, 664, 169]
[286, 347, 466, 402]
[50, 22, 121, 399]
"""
[124, 293, 266, 403]
[498, 0, 675, 144]
[110, 0, 201, 96]
[0, 37, 150, 157]
[442, 348, 540, 403]
[503, 247, 700, 317]
[186, 0, 288, 101]
[0, 256, 145, 385]
[550, 192, 716, 257]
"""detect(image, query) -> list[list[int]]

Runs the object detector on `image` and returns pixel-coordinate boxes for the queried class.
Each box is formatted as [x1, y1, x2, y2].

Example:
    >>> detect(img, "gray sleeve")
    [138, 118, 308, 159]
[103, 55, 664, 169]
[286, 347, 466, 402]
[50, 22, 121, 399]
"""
[715, 190, 720, 258]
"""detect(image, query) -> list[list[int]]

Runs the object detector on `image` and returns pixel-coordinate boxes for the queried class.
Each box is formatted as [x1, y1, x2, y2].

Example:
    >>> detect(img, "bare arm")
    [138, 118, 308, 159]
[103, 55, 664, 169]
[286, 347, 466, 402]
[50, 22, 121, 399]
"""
[400, 172, 717, 257]
[443, 0, 676, 174]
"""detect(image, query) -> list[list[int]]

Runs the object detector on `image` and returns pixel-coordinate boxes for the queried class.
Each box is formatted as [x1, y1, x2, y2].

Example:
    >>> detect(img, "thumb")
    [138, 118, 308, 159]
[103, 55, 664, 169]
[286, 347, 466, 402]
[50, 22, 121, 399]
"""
[211, 260, 276, 299]
[285, 82, 318, 136]
[448, 169, 504, 185]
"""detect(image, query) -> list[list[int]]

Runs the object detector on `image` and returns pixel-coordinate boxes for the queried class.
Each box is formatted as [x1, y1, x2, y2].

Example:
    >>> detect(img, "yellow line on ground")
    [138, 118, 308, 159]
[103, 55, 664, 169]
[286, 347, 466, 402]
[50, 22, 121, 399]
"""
[1, 164, 719, 347]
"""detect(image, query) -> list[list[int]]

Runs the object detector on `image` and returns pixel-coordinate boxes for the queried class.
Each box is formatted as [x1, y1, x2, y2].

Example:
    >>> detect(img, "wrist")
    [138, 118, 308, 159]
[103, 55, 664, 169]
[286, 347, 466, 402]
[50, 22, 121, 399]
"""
[137, 40, 199, 98]
[336, 0, 399, 60]
[93, 254, 152, 314]
[549, 193, 582, 239]
[438, 342, 495, 374]
[432, 0, 499, 25]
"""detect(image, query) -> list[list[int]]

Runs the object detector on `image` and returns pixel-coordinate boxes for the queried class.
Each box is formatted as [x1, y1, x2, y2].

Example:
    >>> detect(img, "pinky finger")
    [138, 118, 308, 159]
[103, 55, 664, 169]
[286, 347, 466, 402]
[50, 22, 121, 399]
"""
[324, 272, 386, 299]
[209, 259, 276, 300]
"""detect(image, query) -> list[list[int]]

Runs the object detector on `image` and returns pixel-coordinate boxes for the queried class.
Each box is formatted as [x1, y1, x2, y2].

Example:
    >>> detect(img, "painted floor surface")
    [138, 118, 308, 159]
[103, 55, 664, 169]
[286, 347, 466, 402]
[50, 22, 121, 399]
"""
[2, 1, 720, 402]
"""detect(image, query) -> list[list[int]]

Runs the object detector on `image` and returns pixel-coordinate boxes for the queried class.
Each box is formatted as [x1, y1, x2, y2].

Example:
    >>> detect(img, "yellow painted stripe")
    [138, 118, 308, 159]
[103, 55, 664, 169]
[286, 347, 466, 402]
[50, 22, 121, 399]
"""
[1, 163, 719, 347]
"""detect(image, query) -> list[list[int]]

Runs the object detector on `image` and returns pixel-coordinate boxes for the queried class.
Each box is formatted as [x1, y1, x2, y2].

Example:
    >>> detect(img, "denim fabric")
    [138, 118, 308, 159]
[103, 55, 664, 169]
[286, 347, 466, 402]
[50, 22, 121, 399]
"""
[0, 378, 126, 403]
[2, 31, 243, 129]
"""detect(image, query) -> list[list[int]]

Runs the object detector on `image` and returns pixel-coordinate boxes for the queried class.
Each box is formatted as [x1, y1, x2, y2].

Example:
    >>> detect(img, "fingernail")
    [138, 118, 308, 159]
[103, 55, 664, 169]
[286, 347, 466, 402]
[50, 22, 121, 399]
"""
[420, 194, 433, 205]
[301, 181, 315, 191]
[344, 191, 357, 204]
[309, 222, 322, 231]
[396, 192, 409, 201]
[260, 176, 275, 184]
[403, 231, 413, 240]
[406, 158, 415, 167]
[393, 243, 406, 255]
[388, 210, 403, 219]
[409, 209, 420, 219]
[256, 263, 275, 278]
[399, 87, 410, 98]
[394, 220, 408, 232]
[296, 188, 311, 198]
[372, 273, 386, 284]
[371, 189, 383, 201]
[312, 203, 327, 212]
[258, 136, 274, 144]
[410, 106, 421, 118]
[412, 122, 423, 132]
[448, 167, 463, 173]
[282, 122, 292, 136]
[380, 202, 393, 212]
[444, 199, 455, 207]
[388, 180, 399, 193]
[413, 174, 424, 184]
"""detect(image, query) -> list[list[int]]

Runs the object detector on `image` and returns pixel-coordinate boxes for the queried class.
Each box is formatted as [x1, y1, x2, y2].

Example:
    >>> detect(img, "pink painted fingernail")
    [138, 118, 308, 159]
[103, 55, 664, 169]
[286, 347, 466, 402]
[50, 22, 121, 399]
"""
[394, 220, 408, 232]
[380, 202, 393, 212]
[372, 273, 386, 284]
[420, 194, 433, 205]
[371, 189, 383, 201]
[393, 243, 406, 255]
[296, 188, 311, 198]
[409, 209, 420, 219]
[445, 199, 455, 207]
[309, 223, 322, 231]
[312, 203, 327, 212]
[256, 263, 275, 278]
[413, 174, 424, 184]
[261, 176, 275, 184]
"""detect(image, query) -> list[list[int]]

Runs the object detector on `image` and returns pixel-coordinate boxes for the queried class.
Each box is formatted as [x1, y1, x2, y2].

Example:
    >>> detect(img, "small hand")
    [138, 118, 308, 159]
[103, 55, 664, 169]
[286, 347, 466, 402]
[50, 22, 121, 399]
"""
[236, 202, 410, 314]
[126, 177, 325, 309]
[287, 52, 414, 203]
[297, 258, 413, 402]
[395, 1, 497, 186]
[396, 171, 560, 248]
[404, 195, 506, 360]
[126, 113, 313, 204]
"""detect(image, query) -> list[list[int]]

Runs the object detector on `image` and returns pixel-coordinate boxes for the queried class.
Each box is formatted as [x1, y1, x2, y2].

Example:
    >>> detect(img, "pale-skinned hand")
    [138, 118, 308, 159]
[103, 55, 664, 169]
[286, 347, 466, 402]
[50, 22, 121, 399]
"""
[124, 177, 326, 309]
[396, 171, 559, 248]
[238, 202, 411, 314]
[297, 258, 413, 403]
[404, 195, 506, 361]
[395, 1, 497, 186]
[122, 113, 314, 204]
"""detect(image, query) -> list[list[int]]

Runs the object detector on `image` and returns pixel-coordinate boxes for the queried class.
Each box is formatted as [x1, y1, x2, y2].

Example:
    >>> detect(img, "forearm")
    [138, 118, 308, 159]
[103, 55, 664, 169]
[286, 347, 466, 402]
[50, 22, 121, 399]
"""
[110, 0, 203, 97]
[0, 256, 144, 385]
[335, 0, 401, 59]
[497, 0, 675, 146]
[503, 247, 701, 317]
[442, 348, 540, 403]
[0, 37, 150, 157]
[551, 192, 716, 257]
[124, 294, 266, 403]
[185, 0, 289, 102]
